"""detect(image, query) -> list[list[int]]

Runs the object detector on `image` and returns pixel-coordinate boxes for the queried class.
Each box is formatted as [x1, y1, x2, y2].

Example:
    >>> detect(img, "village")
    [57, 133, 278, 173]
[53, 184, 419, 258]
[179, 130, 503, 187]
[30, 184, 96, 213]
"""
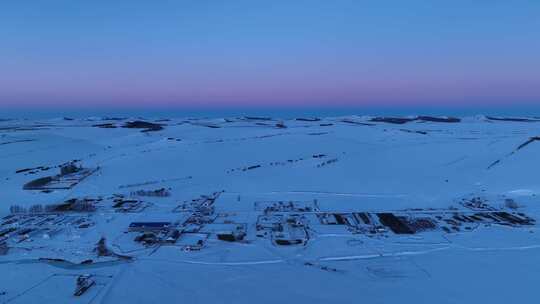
[1, 177, 536, 300]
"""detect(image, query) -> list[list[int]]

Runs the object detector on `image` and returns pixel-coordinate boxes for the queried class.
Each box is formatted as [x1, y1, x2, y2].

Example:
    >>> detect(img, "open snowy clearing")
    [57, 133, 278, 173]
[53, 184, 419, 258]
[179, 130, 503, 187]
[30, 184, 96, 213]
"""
[0, 115, 539, 303]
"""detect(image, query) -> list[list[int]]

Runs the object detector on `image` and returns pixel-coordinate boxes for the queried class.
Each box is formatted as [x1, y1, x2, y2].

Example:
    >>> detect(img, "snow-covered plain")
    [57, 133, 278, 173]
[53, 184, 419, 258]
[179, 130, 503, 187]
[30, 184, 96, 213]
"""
[0, 115, 539, 303]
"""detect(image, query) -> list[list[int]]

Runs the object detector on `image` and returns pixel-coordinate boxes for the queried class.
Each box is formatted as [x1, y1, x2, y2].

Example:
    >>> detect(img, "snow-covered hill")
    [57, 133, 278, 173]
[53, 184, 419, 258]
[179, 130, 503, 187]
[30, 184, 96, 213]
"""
[0, 115, 539, 303]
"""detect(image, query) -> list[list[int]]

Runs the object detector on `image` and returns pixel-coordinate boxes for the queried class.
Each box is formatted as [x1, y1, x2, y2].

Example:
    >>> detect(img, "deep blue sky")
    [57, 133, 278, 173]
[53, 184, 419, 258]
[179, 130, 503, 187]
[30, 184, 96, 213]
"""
[1, 0, 539, 109]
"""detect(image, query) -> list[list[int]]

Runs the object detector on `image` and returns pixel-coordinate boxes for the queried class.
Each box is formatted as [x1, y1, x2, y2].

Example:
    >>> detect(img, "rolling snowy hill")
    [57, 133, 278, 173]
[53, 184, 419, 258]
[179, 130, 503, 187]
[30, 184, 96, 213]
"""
[0, 115, 539, 303]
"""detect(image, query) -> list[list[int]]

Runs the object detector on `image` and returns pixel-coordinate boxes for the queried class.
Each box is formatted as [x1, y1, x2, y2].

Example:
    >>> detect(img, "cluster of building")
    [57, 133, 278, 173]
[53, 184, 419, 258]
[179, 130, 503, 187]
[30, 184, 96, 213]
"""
[128, 192, 228, 250]
[255, 201, 315, 246]
[112, 195, 150, 213]
[3, 189, 534, 260]
[0, 213, 94, 250]
[23, 161, 99, 191]
[253, 199, 536, 247]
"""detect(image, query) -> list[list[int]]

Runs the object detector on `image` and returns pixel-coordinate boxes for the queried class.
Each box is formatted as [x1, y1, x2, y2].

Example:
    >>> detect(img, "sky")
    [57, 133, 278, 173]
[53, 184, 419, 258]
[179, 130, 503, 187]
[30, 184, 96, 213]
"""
[0, 0, 539, 110]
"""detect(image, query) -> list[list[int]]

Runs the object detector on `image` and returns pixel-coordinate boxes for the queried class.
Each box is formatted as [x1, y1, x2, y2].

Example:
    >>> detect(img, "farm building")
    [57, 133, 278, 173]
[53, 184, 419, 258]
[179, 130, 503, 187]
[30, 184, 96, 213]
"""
[128, 222, 172, 232]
